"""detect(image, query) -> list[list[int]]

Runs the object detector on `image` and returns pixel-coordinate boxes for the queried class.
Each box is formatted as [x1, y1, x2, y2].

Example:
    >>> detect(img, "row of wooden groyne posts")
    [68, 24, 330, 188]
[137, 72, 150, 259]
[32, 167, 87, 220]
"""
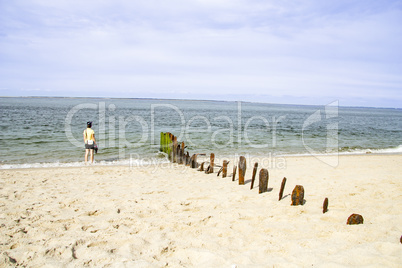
[160, 132, 368, 226]
[161, 132, 306, 205]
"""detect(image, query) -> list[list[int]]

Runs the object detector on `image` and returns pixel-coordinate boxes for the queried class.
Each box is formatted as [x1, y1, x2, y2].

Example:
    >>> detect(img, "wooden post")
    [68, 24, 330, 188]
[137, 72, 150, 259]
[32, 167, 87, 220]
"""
[169, 136, 174, 162]
[347, 214, 363, 225]
[238, 156, 246, 185]
[177, 144, 182, 164]
[167, 133, 173, 160]
[278, 177, 287, 201]
[164, 132, 169, 157]
[172, 136, 178, 163]
[323, 198, 329, 213]
[209, 153, 215, 173]
[198, 162, 205, 171]
[291, 185, 304, 206]
[164, 132, 168, 154]
[160, 132, 164, 152]
[185, 152, 190, 166]
[258, 168, 269, 194]
[222, 160, 228, 178]
[232, 166, 237, 181]
[166, 133, 169, 154]
[190, 154, 198, 168]
[205, 165, 210, 174]
[180, 142, 185, 164]
[217, 167, 223, 177]
[250, 162, 258, 190]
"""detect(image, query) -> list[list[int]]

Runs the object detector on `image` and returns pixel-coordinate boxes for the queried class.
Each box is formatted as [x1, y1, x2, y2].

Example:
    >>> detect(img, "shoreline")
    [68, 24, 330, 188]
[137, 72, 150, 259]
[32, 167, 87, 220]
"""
[1, 154, 401, 266]
[1, 151, 402, 170]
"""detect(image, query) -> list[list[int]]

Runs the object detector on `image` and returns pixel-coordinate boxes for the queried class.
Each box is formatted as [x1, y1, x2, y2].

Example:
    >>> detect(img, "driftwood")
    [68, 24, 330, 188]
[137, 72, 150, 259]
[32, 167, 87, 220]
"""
[347, 214, 363, 225]
[278, 177, 287, 201]
[222, 160, 228, 178]
[232, 166, 237, 181]
[291, 185, 304, 206]
[323, 198, 329, 213]
[238, 156, 246, 185]
[250, 162, 258, 190]
[258, 168, 269, 194]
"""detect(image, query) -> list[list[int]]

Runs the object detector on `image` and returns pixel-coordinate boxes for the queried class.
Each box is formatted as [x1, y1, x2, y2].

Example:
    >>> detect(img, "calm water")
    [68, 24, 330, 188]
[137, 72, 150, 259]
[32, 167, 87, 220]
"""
[0, 97, 401, 168]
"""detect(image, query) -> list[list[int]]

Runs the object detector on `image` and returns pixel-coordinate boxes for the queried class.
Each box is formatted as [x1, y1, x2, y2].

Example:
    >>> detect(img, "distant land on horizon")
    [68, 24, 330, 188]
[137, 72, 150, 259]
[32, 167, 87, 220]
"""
[1, 95, 401, 110]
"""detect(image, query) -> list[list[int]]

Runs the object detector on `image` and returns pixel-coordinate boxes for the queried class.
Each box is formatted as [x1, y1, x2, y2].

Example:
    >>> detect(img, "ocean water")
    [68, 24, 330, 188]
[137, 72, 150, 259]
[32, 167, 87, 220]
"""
[0, 97, 401, 169]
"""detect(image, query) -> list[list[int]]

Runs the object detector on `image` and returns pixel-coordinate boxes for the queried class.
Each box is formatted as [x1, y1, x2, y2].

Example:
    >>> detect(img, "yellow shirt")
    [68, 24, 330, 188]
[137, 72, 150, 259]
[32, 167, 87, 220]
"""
[84, 128, 95, 142]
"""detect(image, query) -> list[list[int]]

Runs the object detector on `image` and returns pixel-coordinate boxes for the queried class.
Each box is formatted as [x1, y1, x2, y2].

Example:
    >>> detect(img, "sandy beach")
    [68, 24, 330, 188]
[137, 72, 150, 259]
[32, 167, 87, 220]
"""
[1, 154, 401, 267]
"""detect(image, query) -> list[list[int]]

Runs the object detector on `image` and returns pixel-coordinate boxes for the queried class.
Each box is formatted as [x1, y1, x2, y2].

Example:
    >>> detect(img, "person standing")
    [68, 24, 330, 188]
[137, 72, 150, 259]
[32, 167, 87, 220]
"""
[83, 121, 96, 164]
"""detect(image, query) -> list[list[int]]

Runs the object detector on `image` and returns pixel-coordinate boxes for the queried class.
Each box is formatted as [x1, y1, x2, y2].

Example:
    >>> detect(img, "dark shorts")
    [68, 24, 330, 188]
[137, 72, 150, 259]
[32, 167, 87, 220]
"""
[85, 143, 95, 150]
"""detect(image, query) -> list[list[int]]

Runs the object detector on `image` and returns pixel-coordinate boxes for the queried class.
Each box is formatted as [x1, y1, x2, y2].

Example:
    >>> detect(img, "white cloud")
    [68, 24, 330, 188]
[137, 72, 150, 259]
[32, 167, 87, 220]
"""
[0, 0, 401, 107]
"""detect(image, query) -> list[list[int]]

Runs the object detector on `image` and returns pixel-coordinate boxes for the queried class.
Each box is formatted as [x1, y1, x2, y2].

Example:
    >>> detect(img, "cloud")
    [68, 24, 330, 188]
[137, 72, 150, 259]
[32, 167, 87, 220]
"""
[0, 0, 401, 107]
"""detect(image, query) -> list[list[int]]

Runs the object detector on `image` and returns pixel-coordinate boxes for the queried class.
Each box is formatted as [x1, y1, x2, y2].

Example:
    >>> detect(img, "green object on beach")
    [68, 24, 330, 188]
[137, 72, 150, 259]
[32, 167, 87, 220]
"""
[160, 132, 173, 156]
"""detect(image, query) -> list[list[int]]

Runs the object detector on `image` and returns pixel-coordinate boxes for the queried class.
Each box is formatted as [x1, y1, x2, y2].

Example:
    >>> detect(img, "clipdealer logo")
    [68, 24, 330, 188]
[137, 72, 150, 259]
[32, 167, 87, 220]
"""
[302, 101, 339, 167]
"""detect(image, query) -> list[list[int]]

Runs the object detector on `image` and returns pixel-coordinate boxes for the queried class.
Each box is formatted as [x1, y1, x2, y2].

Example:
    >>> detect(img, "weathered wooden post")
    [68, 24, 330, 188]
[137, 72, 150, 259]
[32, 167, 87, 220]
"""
[169, 136, 174, 162]
[205, 165, 211, 174]
[165, 132, 168, 154]
[172, 136, 178, 163]
[291, 185, 304, 206]
[222, 160, 228, 178]
[160, 132, 164, 152]
[217, 167, 223, 177]
[176, 144, 180, 164]
[209, 153, 215, 173]
[238, 156, 246, 185]
[190, 154, 198, 168]
[168, 133, 173, 161]
[232, 166, 237, 181]
[278, 177, 287, 201]
[166, 133, 170, 153]
[347, 214, 363, 225]
[180, 142, 185, 164]
[258, 168, 269, 193]
[198, 162, 205, 171]
[184, 152, 189, 166]
[323, 198, 329, 213]
[250, 162, 258, 190]
[164, 132, 169, 157]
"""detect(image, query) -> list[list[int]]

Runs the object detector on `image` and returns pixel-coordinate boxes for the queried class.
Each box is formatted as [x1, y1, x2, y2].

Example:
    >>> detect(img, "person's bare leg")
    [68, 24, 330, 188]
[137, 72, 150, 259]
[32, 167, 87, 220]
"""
[85, 149, 89, 164]
[90, 149, 94, 163]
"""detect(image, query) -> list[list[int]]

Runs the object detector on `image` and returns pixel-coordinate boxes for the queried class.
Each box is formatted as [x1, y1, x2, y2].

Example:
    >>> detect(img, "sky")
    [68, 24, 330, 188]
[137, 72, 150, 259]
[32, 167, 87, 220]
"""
[0, 0, 402, 108]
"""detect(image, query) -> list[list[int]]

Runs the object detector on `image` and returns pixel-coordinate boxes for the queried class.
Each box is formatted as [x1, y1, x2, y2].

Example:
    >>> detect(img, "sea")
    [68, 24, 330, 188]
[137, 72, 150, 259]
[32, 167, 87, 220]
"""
[0, 97, 401, 169]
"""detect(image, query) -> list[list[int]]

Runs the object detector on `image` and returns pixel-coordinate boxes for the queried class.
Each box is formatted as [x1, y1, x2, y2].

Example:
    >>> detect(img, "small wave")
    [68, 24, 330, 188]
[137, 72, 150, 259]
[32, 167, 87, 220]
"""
[0, 161, 88, 169]
[361, 145, 402, 154]
[0, 156, 170, 169]
[338, 145, 402, 155]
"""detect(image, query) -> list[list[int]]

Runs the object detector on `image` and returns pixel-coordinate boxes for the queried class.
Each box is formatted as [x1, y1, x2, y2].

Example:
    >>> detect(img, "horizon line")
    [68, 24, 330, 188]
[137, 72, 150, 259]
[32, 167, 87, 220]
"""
[0, 95, 401, 110]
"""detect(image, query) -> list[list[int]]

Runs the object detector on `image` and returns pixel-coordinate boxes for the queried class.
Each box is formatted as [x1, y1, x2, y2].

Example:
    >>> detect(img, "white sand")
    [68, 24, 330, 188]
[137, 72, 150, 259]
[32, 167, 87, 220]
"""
[1, 154, 401, 267]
